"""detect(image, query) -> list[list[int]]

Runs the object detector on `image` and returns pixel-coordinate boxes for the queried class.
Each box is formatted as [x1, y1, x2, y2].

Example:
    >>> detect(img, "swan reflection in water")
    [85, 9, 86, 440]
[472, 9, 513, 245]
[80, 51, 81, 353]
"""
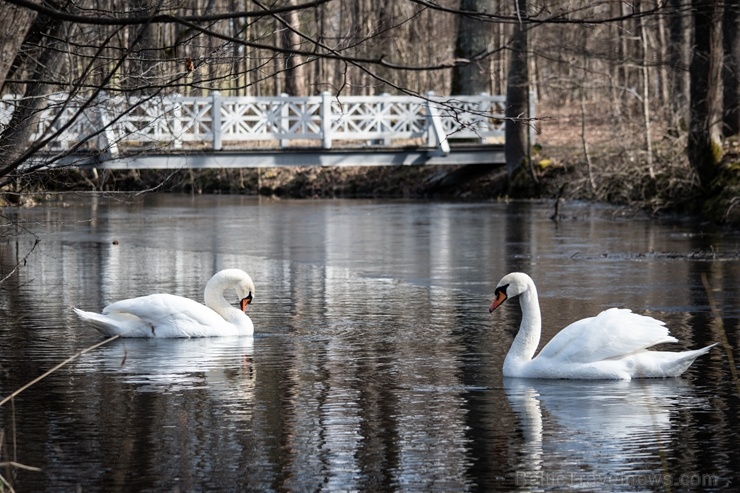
[77, 337, 256, 402]
[504, 378, 708, 489]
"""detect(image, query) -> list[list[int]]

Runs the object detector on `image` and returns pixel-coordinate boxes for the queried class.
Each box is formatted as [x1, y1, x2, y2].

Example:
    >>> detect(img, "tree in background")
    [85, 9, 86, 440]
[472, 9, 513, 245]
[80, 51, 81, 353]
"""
[723, 0, 740, 137]
[0, 0, 737, 217]
[0, 1, 38, 88]
[504, 0, 529, 182]
[667, 0, 690, 132]
[0, 10, 69, 180]
[278, 0, 307, 96]
[451, 0, 494, 95]
[688, 0, 724, 190]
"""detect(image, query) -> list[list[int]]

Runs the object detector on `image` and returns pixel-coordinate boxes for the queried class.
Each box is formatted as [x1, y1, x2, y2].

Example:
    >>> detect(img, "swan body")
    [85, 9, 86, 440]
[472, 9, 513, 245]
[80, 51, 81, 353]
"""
[489, 272, 715, 380]
[74, 269, 255, 338]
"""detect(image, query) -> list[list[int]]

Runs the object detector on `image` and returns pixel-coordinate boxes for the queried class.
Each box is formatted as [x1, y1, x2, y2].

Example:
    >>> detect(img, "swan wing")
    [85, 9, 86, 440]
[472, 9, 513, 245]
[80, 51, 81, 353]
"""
[103, 294, 227, 337]
[536, 308, 678, 364]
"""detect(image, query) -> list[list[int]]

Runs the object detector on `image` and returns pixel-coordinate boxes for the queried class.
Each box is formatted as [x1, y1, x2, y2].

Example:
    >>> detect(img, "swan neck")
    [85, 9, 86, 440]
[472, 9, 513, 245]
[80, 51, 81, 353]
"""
[204, 274, 234, 317]
[508, 287, 542, 363]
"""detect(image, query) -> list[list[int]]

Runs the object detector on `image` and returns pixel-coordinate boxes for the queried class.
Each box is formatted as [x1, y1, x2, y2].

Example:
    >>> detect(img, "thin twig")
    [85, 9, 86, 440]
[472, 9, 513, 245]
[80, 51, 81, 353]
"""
[701, 273, 740, 395]
[0, 230, 40, 285]
[0, 462, 42, 472]
[0, 335, 121, 407]
[0, 472, 16, 493]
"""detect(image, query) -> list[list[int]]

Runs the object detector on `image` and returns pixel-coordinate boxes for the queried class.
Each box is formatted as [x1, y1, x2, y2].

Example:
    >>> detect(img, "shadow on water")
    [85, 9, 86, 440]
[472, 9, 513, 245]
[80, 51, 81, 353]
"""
[1, 196, 738, 491]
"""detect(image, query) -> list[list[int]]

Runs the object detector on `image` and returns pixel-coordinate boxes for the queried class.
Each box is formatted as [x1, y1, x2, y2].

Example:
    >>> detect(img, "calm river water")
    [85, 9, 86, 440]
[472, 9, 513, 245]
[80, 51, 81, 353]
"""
[1, 195, 739, 492]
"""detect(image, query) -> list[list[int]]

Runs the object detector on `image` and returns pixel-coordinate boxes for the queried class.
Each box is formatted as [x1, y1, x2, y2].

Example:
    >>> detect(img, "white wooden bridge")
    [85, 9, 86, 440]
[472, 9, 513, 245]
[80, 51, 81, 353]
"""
[2, 91, 534, 169]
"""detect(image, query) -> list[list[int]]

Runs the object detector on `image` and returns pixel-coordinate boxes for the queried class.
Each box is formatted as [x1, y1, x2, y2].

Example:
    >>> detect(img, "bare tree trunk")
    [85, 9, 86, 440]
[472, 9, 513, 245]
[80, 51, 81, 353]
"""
[723, 0, 740, 136]
[0, 16, 68, 178]
[607, 1, 620, 118]
[128, 0, 160, 94]
[452, 0, 493, 95]
[283, 0, 306, 96]
[657, 6, 670, 110]
[667, 0, 690, 130]
[0, 1, 39, 91]
[578, 33, 595, 192]
[580, 89, 595, 193]
[505, 0, 529, 180]
[639, 6, 655, 179]
[688, 0, 724, 189]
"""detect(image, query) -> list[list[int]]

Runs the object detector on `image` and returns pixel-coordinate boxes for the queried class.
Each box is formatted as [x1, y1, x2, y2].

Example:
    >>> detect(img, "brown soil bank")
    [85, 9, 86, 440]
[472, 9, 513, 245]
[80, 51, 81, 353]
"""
[6, 150, 737, 226]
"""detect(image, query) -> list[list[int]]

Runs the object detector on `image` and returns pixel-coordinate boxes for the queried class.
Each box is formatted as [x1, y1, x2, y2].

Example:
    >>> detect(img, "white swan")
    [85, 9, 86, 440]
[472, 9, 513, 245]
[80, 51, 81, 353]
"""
[489, 272, 715, 380]
[74, 269, 255, 338]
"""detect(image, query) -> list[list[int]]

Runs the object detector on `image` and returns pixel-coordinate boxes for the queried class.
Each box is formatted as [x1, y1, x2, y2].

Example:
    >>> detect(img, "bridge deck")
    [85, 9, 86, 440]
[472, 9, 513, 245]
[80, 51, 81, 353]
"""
[70, 144, 505, 169]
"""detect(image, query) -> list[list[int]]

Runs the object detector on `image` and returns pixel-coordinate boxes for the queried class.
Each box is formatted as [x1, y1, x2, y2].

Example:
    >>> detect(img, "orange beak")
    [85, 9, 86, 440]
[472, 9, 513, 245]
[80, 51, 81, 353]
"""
[489, 290, 507, 313]
[240, 296, 252, 312]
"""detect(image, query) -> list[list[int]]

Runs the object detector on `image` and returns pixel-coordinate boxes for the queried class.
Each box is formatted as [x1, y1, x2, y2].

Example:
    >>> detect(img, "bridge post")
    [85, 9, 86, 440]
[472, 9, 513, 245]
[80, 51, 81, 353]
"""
[171, 94, 183, 150]
[280, 93, 289, 148]
[321, 91, 332, 149]
[380, 93, 391, 146]
[529, 90, 536, 146]
[96, 92, 119, 159]
[424, 91, 450, 156]
[211, 91, 222, 150]
[478, 92, 490, 144]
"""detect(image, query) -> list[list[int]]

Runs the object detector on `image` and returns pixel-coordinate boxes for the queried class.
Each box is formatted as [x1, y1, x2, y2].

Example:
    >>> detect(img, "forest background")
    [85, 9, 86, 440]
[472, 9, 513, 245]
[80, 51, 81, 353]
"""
[0, 0, 738, 223]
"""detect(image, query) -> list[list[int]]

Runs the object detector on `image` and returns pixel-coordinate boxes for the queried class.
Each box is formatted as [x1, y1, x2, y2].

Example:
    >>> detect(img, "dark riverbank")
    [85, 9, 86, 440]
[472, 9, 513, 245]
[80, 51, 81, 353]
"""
[2, 107, 738, 225]
[5, 139, 737, 226]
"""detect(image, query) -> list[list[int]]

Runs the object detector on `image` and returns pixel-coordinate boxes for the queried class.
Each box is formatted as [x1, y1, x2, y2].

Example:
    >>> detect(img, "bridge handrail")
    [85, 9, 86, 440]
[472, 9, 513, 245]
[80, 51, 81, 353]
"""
[1, 91, 533, 159]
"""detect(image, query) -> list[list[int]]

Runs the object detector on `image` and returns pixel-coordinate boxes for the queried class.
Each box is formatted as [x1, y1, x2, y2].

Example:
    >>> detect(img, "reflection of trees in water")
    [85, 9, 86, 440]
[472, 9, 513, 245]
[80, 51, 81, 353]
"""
[1, 199, 739, 491]
[0, 212, 40, 285]
[277, 266, 474, 491]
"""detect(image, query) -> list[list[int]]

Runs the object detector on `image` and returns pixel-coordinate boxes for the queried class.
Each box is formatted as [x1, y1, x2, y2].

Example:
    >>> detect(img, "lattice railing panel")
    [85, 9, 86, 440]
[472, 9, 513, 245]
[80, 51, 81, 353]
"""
[175, 99, 214, 141]
[221, 99, 284, 137]
[281, 99, 323, 137]
[330, 98, 427, 138]
[430, 97, 507, 138]
[3, 92, 523, 155]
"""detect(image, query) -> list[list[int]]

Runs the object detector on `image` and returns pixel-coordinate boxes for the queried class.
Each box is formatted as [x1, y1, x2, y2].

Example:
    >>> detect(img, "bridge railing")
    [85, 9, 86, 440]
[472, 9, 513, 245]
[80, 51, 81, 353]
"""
[1, 91, 532, 159]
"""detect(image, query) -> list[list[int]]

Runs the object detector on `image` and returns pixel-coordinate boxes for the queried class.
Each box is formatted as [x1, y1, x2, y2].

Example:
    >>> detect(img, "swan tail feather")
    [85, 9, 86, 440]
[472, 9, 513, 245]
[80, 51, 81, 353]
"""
[73, 308, 144, 337]
[635, 343, 717, 378]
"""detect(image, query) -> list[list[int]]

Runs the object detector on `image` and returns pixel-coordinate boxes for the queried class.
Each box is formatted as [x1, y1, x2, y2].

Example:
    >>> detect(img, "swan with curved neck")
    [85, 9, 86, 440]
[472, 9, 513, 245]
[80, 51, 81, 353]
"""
[489, 272, 715, 379]
[74, 269, 255, 337]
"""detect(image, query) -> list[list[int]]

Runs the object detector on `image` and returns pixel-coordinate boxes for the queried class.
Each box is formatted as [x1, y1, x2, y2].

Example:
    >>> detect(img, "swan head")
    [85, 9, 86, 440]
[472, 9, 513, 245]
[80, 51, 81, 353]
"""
[206, 269, 255, 313]
[234, 274, 256, 313]
[489, 272, 533, 312]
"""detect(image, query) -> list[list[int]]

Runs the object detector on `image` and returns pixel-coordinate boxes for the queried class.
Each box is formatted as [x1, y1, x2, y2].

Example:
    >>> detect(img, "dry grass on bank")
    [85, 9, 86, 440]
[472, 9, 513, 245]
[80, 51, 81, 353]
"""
[538, 106, 689, 189]
[531, 104, 739, 221]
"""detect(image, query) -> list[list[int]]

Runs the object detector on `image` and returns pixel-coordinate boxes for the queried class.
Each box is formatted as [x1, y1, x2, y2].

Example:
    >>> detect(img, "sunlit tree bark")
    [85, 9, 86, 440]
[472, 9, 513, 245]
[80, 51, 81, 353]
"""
[283, 0, 306, 96]
[688, 0, 723, 189]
